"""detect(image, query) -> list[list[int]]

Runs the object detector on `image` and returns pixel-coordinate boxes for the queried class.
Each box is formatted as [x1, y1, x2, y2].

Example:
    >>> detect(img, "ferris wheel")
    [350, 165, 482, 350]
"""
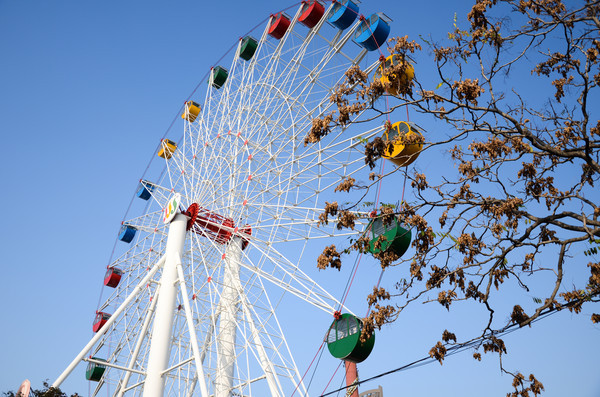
[53, 1, 401, 396]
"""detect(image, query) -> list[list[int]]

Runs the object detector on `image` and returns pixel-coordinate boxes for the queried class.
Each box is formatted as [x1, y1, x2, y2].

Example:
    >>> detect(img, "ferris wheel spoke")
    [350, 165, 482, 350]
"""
[220, 23, 359, 144]
[121, 210, 167, 235]
[252, 217, 370, 245]
[175, 260, 211, 397]
[236, 283, 292, 397]
[237, 242, 344, 314]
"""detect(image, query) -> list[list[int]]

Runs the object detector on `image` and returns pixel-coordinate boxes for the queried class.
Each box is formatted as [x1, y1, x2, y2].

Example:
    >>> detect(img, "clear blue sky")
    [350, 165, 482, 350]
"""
[0, 1, 598, 396]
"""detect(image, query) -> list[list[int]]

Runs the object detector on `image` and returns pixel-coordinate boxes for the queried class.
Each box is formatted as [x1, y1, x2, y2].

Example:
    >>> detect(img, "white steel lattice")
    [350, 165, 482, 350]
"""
[55, 3, 389, 397]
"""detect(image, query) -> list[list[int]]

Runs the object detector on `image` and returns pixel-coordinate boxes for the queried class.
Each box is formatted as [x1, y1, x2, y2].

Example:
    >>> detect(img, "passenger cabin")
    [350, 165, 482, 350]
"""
[93, 312, 111, 333]
[299, 0, 325, 28]
[210, 66, 228, 89]
[158, 139, 177, 159]
[326, 313, 375, 363]
[367, 217, 411, 257]
[382, 121, 424, 167]
[354, 13, 390, 51]
[239, 36, 258, 61]
[268, 13, 291, 40]
[118, 225, 136, 243]
[136, 180, 154, 201]
[181, 100, 201, 122]
[104, 267, 123, 288]
[374, 54, 415, 96]
[327, 0, 359, 30]
[85, 358, 107, 382]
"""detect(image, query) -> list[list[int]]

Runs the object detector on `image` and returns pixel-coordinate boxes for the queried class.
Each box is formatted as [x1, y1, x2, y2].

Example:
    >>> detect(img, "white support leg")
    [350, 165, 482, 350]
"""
[52, 255, 166, 389]
[215, 237, 242, 397]
[143, 214, 188, 397]
[176, 261, 210, 397]
[116, 284, 161, 397]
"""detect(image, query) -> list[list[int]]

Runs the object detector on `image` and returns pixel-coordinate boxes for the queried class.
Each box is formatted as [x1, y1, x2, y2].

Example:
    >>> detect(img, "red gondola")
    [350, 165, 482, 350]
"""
[104, 267, 123, 288]
[299, 0, 325, 28]
[93, 312, 111, 333]
[268, 13, 291, 40]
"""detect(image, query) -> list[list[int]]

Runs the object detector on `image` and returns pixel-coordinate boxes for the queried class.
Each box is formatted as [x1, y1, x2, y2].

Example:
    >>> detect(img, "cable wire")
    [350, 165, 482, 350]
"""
[318, 301, 595, 396]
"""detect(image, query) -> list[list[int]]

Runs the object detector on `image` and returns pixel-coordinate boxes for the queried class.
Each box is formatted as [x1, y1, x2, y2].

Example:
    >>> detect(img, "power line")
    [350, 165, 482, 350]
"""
[318, 301, 594, 397]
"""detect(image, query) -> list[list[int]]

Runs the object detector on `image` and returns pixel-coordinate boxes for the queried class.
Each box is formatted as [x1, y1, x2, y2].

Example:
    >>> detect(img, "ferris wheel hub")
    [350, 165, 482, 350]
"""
[185, 203, 251, 248]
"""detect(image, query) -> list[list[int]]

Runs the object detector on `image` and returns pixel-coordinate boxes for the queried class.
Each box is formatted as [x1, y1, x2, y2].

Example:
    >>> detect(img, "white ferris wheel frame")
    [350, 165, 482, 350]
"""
[53, 2, 391, 396]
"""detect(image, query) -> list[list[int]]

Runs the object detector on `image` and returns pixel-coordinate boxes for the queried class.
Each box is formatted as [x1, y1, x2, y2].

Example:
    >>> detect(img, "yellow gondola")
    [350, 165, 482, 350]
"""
[181, 101, 201, 122]
[374, 54, 414, 96]
[382, 121, 424, 167]
[158, 139, 177, 159]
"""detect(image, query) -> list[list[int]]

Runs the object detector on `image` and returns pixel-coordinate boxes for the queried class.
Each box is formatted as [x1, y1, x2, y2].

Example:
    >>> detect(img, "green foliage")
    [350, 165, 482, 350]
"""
[583, 239, 600, 256]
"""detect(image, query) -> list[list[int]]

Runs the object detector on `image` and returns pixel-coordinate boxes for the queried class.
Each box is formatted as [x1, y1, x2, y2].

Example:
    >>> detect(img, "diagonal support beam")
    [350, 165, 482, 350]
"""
[176, 260, 210, 397]
[52, 254, 166, 388]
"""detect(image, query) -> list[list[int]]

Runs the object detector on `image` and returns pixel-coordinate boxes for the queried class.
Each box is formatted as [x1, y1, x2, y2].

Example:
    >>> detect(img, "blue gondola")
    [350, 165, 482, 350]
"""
[355, 13, 390, 51]
[327, 0, 359, 30]
[136, 180, 154, 200]
[118, 225, 136, 243]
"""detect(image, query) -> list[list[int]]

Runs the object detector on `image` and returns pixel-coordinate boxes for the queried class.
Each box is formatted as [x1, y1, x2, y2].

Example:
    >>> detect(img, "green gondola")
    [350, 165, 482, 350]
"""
[209, 66, 229, 89]
[239, 36, 258, 61]
[367, 217, 411, 257]
[85, 358, 107, 382]
[325, 313, 375, 363]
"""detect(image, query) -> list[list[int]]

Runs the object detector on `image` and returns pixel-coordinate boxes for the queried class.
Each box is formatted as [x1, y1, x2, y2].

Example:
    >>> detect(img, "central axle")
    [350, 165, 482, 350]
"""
[185, 203, 251, 249]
